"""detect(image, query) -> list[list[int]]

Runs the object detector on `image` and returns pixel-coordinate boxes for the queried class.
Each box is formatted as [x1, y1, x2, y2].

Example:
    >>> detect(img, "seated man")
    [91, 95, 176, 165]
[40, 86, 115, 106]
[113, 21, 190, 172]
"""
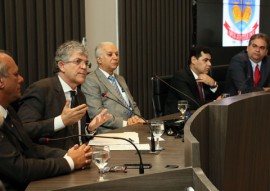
[81, 42, 144, 133]
[225, 33, 270, 96]
[18, 41, 112, 150]
[0, 50, 91, 190]
[164, 45, 222, 114]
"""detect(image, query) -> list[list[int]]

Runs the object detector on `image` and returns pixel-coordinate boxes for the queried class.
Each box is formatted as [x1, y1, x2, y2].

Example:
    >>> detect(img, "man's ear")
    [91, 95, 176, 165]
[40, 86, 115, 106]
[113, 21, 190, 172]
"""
[96, 57, 102, 64]
[57, 61, 65, 72]
[191, 56, 197, 65]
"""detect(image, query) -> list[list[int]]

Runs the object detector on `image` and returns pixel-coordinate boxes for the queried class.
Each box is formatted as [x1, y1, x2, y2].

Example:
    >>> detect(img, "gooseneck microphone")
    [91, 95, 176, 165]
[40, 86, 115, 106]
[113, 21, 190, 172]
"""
[101, 93, 156, 153]
[154, 75, 200, 107]
[39, 134, 145, 174]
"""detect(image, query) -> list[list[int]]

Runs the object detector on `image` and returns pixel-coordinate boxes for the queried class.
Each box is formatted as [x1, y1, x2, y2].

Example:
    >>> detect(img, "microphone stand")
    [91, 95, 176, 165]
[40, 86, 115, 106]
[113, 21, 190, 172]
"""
[39, 134, 145, 174]
[101, 93, 156, 153]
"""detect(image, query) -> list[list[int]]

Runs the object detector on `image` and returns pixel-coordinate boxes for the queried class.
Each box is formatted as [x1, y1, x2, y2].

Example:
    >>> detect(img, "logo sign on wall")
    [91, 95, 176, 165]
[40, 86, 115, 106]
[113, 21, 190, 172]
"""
[223, 0, 260, 46]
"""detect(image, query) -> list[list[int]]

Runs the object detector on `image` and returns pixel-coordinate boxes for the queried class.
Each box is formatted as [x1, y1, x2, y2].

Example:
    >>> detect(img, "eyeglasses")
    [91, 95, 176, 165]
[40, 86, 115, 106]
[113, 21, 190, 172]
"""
[102, 165, 127, 173]
[64, 58, 91, 68]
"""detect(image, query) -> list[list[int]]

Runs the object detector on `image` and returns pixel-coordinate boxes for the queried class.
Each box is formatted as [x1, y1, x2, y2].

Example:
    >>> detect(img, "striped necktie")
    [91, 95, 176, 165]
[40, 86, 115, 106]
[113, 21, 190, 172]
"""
[108, 76, 133, 117]
[197, 82, 204, 101]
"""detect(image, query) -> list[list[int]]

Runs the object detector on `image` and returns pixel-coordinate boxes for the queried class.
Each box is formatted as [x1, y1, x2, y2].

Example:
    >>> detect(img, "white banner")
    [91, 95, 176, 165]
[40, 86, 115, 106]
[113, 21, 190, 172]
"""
[222, 0, 260, 47]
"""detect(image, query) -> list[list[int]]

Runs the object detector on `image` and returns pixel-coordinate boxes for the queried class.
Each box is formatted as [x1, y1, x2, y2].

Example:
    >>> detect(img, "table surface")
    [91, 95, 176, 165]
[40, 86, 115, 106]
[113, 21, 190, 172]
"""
[26, 114, 185, 191]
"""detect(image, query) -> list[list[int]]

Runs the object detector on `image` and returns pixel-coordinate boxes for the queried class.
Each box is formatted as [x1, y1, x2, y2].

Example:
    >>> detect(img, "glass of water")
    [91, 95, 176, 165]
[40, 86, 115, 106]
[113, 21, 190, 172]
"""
[92, 145, 110, 181]
[177, 100, 188, 120]
[151, 121, 165, 151]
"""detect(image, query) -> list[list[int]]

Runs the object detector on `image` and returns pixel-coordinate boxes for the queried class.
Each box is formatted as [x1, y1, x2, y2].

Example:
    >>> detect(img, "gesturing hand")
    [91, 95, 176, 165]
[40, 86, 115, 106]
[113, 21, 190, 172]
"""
[61, 100, 88, 126]
[87, 109, 112, 132]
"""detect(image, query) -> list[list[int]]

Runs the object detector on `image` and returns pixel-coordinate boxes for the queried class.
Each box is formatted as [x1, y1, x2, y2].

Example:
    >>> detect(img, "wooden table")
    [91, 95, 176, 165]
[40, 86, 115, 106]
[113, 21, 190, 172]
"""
[26, 114, 188, 191]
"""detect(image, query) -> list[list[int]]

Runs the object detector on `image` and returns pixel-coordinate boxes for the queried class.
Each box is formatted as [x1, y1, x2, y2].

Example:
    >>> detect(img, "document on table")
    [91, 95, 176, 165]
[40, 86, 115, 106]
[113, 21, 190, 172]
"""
[88, 132, 150, 150]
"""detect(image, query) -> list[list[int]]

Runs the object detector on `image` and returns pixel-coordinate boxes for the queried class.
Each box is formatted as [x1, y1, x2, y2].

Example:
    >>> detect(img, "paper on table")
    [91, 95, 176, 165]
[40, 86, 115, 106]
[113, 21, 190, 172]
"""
[89, 132, 140, 145]
[108, 144, 150, 151]
[88, 132, 150, 151]
[147, 137, 165, 141]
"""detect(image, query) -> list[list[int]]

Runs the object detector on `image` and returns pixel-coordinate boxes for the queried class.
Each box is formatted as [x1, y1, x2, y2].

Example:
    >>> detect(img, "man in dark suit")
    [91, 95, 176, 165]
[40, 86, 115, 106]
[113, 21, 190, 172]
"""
[0, 50, 92, 190]
[164, 45, 222, 114]
[18, 41, 111, 150]
[225, 33, 270, 96]
[81, 42, 144, 133]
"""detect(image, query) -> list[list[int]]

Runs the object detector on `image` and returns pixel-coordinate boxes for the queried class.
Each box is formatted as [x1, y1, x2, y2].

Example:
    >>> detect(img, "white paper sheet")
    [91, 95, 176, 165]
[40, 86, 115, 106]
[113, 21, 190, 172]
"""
[88, 132, 150, 151]
[89, 132, 139, 145]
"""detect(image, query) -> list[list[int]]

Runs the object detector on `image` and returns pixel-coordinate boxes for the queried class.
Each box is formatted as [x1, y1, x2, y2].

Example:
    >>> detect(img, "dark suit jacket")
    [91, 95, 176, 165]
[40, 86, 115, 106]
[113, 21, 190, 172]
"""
[17, 76, 88, 150]
[225, 51, 270, 96]
[0, 106, 70, 191]
[164, 66, 221, 114]
[81, 68, 141, 133]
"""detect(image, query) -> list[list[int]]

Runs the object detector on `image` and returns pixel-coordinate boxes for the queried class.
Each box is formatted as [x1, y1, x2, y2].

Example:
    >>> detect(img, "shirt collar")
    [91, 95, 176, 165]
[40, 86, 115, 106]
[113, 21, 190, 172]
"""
[58, 75, 77, 94]
[190, 68, 199, 80]
[0, 105, 8, 118]
[249, 59, 262, 70]
[98, 68, 115, 79]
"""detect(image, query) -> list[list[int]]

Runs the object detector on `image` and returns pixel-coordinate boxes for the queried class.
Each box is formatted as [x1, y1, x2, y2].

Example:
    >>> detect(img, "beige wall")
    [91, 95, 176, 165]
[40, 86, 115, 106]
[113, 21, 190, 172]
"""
[85, 0, 119, 72]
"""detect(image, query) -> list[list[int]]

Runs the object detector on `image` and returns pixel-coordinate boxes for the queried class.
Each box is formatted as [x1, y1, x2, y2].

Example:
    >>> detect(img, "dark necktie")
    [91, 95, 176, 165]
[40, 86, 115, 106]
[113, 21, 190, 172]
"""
[70, 91, 79, 136]
[70, 90, 79, 108]
[108, 76, 133, 117]
[197, 82, 204, 101]
[254, 64, 261, 87]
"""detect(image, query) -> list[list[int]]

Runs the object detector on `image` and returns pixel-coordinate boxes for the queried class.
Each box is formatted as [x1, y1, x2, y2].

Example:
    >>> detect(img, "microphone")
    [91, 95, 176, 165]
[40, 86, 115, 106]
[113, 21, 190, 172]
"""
[39, 134, 145, 174]
[101, 93, 156, 153]
[154, 75, 200, 107]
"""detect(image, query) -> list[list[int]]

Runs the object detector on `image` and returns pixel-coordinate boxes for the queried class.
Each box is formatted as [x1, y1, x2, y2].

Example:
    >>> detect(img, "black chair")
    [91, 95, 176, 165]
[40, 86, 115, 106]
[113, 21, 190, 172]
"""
[210, 64, 229, 93]
[151, 75, 173, 117]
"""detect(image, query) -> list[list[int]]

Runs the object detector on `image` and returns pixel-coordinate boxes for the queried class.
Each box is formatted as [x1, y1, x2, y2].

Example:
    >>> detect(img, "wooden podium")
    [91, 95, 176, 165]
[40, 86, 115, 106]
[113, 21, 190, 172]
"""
[185, 91, 270, 190]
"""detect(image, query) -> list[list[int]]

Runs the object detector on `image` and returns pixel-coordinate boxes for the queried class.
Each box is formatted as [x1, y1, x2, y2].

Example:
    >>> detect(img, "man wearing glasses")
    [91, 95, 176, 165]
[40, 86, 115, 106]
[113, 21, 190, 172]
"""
[225, 33, 270, 96]
[18, 41, 112, 150]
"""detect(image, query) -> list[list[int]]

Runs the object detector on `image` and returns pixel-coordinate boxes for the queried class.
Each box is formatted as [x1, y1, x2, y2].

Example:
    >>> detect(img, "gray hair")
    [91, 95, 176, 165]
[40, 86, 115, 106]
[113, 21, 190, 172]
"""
[95, 42, 115, 58]
[54, 40, 89, 73]
[0, 50, 11, 77]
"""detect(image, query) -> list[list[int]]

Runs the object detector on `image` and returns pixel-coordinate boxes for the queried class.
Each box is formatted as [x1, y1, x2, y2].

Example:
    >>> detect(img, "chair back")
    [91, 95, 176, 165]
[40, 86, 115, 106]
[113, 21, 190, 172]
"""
[151, 75, 173, 117]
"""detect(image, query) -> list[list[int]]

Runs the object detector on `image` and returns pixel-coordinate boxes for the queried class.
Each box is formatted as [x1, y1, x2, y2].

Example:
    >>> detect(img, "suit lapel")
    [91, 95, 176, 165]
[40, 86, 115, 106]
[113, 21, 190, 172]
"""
[95, 69, 124, 102]
[186, 67, 201, 98]
[115, 75, 132, 105]
[260, 59, 268, 85]
[53, 76, 67, 112]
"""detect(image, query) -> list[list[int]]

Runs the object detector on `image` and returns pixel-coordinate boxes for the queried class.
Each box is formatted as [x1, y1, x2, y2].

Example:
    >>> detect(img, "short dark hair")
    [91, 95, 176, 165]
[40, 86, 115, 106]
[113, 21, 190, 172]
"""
[188, 45, 212, 65]
[248, 33, 270, 50]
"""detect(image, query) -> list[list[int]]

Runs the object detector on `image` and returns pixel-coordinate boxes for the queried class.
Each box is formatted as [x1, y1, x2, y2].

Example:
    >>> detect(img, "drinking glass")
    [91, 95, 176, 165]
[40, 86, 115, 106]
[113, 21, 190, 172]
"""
[92, 145, 111, 181]
[178, 100, 188, 120]
[151, 121, 165, 151]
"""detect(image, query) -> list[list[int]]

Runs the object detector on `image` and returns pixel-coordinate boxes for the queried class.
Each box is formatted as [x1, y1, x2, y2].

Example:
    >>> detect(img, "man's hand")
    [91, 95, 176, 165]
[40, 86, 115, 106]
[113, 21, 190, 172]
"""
[197, 74, 216, 87]
[61, 100, 88, 126]
[263, 87, 270, 91]
[87, 109, 112, 132]
[67, 144, 92, 170]
[127, 116, 145, 125]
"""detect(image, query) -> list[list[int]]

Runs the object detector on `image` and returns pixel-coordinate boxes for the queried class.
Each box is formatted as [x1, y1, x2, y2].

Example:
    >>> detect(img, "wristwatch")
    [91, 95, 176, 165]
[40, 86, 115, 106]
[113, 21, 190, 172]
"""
[211, 81, 218, 88]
